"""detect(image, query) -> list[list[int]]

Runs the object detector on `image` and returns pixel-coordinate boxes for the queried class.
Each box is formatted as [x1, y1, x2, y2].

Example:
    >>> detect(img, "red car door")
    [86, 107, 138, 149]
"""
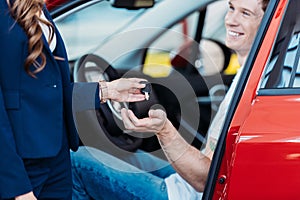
[204, 0, 300, 199]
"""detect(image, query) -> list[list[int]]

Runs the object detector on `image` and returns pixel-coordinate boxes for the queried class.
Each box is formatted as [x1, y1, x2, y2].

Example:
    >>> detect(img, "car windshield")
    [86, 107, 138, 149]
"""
[54, 0, 226, 64]
[54, 0, 146, 60]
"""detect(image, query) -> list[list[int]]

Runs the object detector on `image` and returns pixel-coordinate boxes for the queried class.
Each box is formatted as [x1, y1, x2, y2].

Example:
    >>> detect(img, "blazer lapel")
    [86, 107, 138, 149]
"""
[42, 5, 71, 86]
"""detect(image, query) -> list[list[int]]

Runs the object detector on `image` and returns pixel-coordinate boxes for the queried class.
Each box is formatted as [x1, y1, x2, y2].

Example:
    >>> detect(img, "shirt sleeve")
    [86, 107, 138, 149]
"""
[165, 173, 203, 200]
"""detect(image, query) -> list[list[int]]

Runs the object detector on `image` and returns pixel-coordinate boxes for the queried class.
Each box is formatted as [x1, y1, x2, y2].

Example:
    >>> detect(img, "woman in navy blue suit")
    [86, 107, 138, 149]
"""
[0, 0, 147, 199]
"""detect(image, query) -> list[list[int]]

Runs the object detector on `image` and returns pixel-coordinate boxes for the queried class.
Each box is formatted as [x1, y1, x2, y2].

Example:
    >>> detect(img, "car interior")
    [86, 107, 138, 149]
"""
[51, 0, 236, 158]
[73, 53, 159, 156]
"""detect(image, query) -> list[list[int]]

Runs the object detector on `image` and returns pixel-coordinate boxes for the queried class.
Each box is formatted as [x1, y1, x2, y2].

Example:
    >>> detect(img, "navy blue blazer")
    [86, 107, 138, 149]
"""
[0, 2, 100, 198]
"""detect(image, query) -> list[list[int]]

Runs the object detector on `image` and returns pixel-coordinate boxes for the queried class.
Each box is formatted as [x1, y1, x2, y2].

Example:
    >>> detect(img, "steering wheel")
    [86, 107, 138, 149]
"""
[73, 53, 143, 152]
[73, 54, 128, 121]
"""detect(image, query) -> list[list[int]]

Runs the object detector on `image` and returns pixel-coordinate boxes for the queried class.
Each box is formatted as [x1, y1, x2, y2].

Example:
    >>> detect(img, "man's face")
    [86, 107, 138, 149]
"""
[225, 0, 265, 57]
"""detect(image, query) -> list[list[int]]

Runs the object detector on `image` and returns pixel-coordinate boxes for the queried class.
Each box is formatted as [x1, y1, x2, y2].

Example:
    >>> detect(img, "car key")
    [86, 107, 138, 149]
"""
[140, 81, 151, 100]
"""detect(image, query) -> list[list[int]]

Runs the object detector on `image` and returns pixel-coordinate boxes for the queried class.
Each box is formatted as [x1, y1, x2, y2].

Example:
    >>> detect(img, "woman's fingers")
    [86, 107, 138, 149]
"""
[127, 78, 148, 89]
[127, 93, 146, 102]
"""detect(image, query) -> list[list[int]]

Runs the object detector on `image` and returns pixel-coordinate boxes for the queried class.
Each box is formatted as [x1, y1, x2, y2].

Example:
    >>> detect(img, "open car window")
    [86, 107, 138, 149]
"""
[260, 32, 300, 89]
[259, 0, 300, 93]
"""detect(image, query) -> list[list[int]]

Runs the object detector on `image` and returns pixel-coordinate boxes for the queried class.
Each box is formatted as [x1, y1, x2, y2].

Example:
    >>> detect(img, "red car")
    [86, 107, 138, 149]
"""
[204, 0, 300, 199]
[46, 0, 70, 11]
[47, 0, 299, 198]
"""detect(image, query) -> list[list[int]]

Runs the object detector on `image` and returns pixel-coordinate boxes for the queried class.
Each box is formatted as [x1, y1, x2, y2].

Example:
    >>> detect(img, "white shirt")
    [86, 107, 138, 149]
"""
[39, 11, 57, 52]
[165, 68, 244, 200]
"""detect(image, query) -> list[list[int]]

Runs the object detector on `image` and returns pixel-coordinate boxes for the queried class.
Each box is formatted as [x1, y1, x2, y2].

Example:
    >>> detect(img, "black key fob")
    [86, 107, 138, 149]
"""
[140, 81, 151, 100]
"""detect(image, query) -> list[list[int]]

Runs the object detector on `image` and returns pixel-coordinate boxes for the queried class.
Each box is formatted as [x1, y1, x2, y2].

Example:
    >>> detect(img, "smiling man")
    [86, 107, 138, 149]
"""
[203, 0, 269, 161]
[225, 0, 267, 66]
[70, 0, 270, 199]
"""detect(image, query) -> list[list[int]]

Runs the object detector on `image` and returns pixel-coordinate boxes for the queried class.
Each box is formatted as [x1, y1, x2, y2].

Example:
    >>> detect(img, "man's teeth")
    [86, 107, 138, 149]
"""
[228, 31, 241, 37]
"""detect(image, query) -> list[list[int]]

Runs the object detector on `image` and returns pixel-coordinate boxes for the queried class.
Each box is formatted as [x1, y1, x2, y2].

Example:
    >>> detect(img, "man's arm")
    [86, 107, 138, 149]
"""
[121, 108, 214, 192]
[157, 120, 211, 192]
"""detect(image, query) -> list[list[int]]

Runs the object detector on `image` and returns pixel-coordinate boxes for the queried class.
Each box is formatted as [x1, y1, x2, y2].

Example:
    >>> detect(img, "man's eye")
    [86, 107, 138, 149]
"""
[228, 5, 234, 11]
[242, 11, 251, 16]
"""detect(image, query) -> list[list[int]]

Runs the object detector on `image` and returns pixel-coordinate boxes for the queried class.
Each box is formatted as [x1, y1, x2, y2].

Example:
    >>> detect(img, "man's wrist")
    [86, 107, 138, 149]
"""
[157, 120, 177, 145]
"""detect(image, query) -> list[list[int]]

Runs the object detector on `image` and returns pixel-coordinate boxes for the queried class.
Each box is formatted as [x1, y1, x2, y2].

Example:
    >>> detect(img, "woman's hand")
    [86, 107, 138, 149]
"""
[121, 108, 168, 134]
[106, 78, 148, 102]
[15, 192, 37, 200]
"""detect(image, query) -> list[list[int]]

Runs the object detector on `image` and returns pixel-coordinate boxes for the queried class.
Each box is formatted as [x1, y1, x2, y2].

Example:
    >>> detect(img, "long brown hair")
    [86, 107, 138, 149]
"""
[7, 0, 55, 78]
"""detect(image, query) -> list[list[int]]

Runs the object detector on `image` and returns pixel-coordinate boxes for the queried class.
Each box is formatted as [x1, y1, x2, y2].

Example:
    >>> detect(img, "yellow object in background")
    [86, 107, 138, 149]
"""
[143, 52, 240, 77]
[224, 53, 240, 75]
[143, 52, 172, 77]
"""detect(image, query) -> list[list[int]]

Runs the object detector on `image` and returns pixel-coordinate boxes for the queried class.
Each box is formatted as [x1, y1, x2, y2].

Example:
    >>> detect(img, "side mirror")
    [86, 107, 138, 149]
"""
[110, 0, 154, 9]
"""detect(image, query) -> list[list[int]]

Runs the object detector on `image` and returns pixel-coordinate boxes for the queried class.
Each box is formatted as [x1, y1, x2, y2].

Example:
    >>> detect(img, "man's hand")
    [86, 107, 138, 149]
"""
[121, 108, 167, 134]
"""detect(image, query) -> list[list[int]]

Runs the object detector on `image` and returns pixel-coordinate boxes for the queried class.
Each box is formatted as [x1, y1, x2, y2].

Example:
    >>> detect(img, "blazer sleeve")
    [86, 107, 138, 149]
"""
[72, 82, 101, 112]
[0, 86, 32, 198]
